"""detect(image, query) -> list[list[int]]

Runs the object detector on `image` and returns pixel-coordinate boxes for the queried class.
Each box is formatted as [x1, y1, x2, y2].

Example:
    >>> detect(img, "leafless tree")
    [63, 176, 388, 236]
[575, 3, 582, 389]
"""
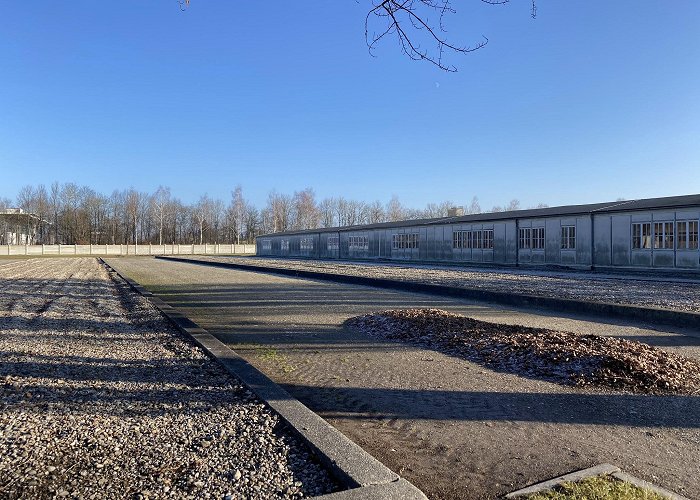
[292, 188, 320, 230]
[181, 1, 535, 72]
[318, 198, 338, 228]
[386, 195, 405, 222]
[467, 195, 481, 214]
[506, 198, 521, 211]
[230, 185, 245, 244]
[368, 200, 385, 224]
[193, 195, 214, 244]
[151, 186, 171, 245]
[266, 191, 293, 233]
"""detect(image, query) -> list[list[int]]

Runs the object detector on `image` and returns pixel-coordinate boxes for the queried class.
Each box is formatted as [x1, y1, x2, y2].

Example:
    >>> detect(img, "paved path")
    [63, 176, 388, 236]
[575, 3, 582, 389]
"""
[106, 257, 700, 500]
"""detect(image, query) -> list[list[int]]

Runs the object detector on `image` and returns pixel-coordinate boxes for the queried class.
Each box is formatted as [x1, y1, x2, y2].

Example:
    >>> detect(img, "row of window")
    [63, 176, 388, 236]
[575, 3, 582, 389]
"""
[518, 228, 546, 249]
[452, 230, 494, 249]
[632, 221, 699, 250]
[517, 226, 576, 250]
[392, 233, 419, 249]
[268, 220, 700, 253]
[349, 235, 369, 249]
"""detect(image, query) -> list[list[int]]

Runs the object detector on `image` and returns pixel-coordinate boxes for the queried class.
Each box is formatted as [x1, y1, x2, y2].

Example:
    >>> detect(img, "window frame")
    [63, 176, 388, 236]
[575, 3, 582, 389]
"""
[677, 220, 699, 250]
[532, 227, 545, 250]
[653, 221, 674, 250]
[519, 227, 531, 250]
[561, 225, 576, 250]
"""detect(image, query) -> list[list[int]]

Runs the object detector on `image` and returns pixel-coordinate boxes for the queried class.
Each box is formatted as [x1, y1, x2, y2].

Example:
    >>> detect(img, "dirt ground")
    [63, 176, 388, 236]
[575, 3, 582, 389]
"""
[106, 256, 700, 500]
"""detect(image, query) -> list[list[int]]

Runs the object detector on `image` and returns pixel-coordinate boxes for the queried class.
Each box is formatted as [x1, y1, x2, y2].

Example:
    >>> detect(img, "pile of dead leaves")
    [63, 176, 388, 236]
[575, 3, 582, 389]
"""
[345, 308, 700, 395]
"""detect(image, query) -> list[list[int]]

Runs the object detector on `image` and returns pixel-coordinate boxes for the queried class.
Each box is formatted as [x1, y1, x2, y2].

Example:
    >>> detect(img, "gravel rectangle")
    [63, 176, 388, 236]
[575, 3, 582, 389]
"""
[178, 256, 700, 313]
[0, 257, 337, 499]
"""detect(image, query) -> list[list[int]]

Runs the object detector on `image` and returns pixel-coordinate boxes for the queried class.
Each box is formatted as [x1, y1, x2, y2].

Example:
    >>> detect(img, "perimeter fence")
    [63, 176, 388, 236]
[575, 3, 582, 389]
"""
[0, 244, 256, 257]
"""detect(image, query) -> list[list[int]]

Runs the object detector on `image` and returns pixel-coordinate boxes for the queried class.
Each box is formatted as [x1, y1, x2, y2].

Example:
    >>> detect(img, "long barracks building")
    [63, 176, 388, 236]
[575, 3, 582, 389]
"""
[256, 194, 700, 272]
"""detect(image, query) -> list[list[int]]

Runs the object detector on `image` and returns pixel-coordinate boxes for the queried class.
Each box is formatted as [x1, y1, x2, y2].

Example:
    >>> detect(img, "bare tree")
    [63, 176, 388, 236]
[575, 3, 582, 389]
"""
[318, 198, 338, 228]
[266, 191, 293, 233]
[506, 198, 521, 211]
[467, 195, 481, 215]
[368, 200, 385, 224]
[193, 195, 213, 244]
[181, 1, 536, 72]
[386, 195, 405, 222]
[151, 186, 171, 245]
[230, 185, 245, 244]
[292, 188, 320, 230]
[125, 188, 142, 245]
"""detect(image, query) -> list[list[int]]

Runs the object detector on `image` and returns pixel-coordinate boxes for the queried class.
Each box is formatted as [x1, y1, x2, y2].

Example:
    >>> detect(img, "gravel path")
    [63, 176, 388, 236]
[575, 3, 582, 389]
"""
[182, 256, 700, 313]
[0, 258, 337, 499]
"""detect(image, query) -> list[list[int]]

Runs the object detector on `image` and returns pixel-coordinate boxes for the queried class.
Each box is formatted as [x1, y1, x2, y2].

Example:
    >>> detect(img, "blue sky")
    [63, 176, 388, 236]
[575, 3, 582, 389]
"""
[1, 1, 699, 210]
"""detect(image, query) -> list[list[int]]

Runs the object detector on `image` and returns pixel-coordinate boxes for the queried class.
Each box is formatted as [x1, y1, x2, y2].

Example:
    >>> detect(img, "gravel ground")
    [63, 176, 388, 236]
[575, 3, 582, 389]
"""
[182, 256, 700, 313]
[0, 258, 337, 499]
[346, 309, 700, 395]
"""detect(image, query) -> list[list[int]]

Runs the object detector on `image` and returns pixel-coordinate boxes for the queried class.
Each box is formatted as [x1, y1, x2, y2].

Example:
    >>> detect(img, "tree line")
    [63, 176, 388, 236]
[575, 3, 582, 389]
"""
[0, 183, 544, 245]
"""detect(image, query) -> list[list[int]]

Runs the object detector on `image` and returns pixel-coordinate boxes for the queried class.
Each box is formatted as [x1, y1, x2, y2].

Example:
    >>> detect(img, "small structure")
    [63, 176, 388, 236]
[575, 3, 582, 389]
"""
[0, 208, 47, 245]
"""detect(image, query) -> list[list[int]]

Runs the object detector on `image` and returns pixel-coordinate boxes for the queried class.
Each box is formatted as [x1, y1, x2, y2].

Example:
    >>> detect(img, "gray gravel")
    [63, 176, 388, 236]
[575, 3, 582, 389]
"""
[0, 258, 337, 499]
[184, 256, 700, 313]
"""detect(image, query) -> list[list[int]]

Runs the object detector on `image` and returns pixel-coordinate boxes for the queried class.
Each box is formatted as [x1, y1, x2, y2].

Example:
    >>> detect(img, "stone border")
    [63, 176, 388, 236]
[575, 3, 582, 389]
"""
[99, 258, 427, 500]
[505, 463, 689, 500]
[153, 255, 700, 331]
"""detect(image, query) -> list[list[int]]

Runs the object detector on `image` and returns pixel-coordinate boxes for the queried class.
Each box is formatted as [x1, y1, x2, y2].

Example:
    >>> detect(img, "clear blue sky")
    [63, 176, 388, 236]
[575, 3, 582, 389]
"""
[1, 1, 699, 210]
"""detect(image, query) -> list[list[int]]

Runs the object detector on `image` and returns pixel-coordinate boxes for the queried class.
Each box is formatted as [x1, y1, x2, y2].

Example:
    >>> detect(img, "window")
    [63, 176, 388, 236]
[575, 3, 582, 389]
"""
[483, 229, 494, 249]
[349, 235, 368, 250]
[281, 239, 289, 251]
[632, 222, 651, 249]
[261, 240, 271, 251]
[677, 221, 699, 250]
[300, 238, 314, 250]
[532, 227, 545, 250]
[453, 230, 465, 249]
[519, 228, 531, 249]
[392, 233, 419, 249]
[475, 230, 484, 249]
[327, 236, 339, 250]
[561, 226, 576, 249]
[653, 222, 674, 249]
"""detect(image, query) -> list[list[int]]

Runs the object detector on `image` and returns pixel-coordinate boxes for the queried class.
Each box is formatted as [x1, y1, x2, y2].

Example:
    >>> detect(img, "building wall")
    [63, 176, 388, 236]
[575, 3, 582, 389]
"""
[257, 208, 700, 271]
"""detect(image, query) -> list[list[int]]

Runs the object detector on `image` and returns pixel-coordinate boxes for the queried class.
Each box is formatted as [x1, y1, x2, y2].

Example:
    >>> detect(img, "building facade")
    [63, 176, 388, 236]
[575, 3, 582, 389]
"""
[256, 195, 700, 272]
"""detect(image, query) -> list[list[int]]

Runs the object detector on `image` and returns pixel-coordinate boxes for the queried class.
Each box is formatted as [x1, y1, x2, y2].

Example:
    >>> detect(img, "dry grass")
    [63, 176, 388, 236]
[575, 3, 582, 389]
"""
[527, 475, 666, 499]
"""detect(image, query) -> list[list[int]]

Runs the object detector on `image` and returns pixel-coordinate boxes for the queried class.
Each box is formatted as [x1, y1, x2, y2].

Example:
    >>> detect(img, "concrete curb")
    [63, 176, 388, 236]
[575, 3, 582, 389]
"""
[154, 255, 700, 331]
[99, 258, 427, 500]
[505, 463, 689, 499]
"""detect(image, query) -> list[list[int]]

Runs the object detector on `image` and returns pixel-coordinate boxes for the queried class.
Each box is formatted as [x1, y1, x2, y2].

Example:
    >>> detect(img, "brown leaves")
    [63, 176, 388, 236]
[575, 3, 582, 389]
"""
[346, 309, 700, 395]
